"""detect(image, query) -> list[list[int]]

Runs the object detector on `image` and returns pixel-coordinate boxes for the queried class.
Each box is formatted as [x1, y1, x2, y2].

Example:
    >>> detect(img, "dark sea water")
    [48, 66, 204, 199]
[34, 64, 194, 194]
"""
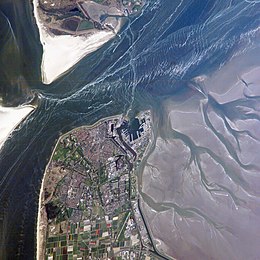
[0, 0, 260, 259]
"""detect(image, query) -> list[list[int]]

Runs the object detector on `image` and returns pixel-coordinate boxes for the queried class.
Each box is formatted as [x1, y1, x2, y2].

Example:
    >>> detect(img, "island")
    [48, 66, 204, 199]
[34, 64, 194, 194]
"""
[37, 111, 161, 260]
[33, 0, 146, 84]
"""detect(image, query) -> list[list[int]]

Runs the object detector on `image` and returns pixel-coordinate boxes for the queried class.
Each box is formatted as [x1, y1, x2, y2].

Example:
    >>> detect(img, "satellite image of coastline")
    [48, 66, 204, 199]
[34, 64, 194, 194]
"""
[0, 0, 260, 260]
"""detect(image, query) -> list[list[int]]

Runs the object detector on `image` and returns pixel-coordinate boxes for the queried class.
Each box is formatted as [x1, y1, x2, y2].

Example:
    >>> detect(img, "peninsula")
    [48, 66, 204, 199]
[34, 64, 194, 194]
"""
[37, 111, 161, 259]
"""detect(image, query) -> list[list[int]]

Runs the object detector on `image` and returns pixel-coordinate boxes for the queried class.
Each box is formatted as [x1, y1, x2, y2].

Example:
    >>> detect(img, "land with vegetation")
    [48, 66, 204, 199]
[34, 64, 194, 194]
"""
[37, 0, 145, 36]
[37, 111, 163, 260]
[33, 0, 146, 84]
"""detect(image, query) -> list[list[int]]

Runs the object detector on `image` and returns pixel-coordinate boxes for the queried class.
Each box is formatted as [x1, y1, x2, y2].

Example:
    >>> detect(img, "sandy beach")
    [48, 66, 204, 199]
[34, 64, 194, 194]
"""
[36, 163, 48, 260]
[33, 0, 119, 85]
[0, 105, 34, 150]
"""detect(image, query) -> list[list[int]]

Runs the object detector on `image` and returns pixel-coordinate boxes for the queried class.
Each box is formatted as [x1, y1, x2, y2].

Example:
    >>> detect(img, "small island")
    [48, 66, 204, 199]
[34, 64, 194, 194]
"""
[37, 111, 161, 259]
[33, 0, 146, 84]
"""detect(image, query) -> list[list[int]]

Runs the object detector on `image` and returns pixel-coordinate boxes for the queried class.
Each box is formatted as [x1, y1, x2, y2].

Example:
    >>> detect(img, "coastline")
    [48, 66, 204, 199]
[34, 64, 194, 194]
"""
[36, 113, 122, 260]
[36, 150, 51, 260]
[32, 0, 121, 85]
[0, 105, 35, 150]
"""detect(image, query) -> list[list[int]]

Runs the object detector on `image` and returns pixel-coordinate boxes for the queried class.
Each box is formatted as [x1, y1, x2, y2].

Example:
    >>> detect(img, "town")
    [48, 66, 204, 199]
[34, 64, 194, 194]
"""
[37, 0, 146, 36]
[40, 111, 160, 259]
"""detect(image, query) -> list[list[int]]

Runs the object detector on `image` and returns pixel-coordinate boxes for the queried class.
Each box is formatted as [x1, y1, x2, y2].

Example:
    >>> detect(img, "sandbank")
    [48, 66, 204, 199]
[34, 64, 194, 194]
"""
[0, 105, 34, 150]
[33, 0, 118, 85]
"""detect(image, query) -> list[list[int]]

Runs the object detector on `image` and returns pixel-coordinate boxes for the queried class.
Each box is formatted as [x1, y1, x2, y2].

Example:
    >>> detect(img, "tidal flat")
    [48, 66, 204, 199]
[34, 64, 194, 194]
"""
[140, 44, 260, 260]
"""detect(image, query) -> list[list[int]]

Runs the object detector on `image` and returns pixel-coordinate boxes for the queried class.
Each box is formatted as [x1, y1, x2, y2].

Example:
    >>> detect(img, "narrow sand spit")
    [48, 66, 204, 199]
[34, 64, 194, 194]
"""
[0, 105, 34, 150]
[33, 0, 119, 85]
[36, 164, 48, 260]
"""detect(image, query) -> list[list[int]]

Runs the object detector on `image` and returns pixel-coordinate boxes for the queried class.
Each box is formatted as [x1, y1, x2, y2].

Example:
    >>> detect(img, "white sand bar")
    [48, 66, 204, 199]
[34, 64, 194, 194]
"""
[0, 105, 34, 150]
[33, 0, 117, 85]
[41, 31, 115, 84]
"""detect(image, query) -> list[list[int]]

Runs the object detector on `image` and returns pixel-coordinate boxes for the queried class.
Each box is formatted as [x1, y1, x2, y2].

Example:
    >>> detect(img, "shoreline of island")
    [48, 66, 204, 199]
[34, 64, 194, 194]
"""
[32, 0, 122, 85]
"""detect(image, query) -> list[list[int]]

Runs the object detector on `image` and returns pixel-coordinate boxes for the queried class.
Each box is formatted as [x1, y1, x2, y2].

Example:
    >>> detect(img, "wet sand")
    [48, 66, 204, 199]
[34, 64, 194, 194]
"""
[141, 44, 260, 260]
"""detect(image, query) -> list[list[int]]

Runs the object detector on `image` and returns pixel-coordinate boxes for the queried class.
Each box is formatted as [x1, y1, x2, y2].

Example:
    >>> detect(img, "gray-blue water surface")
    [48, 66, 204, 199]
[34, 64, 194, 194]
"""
[0, 0, 260, 259]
